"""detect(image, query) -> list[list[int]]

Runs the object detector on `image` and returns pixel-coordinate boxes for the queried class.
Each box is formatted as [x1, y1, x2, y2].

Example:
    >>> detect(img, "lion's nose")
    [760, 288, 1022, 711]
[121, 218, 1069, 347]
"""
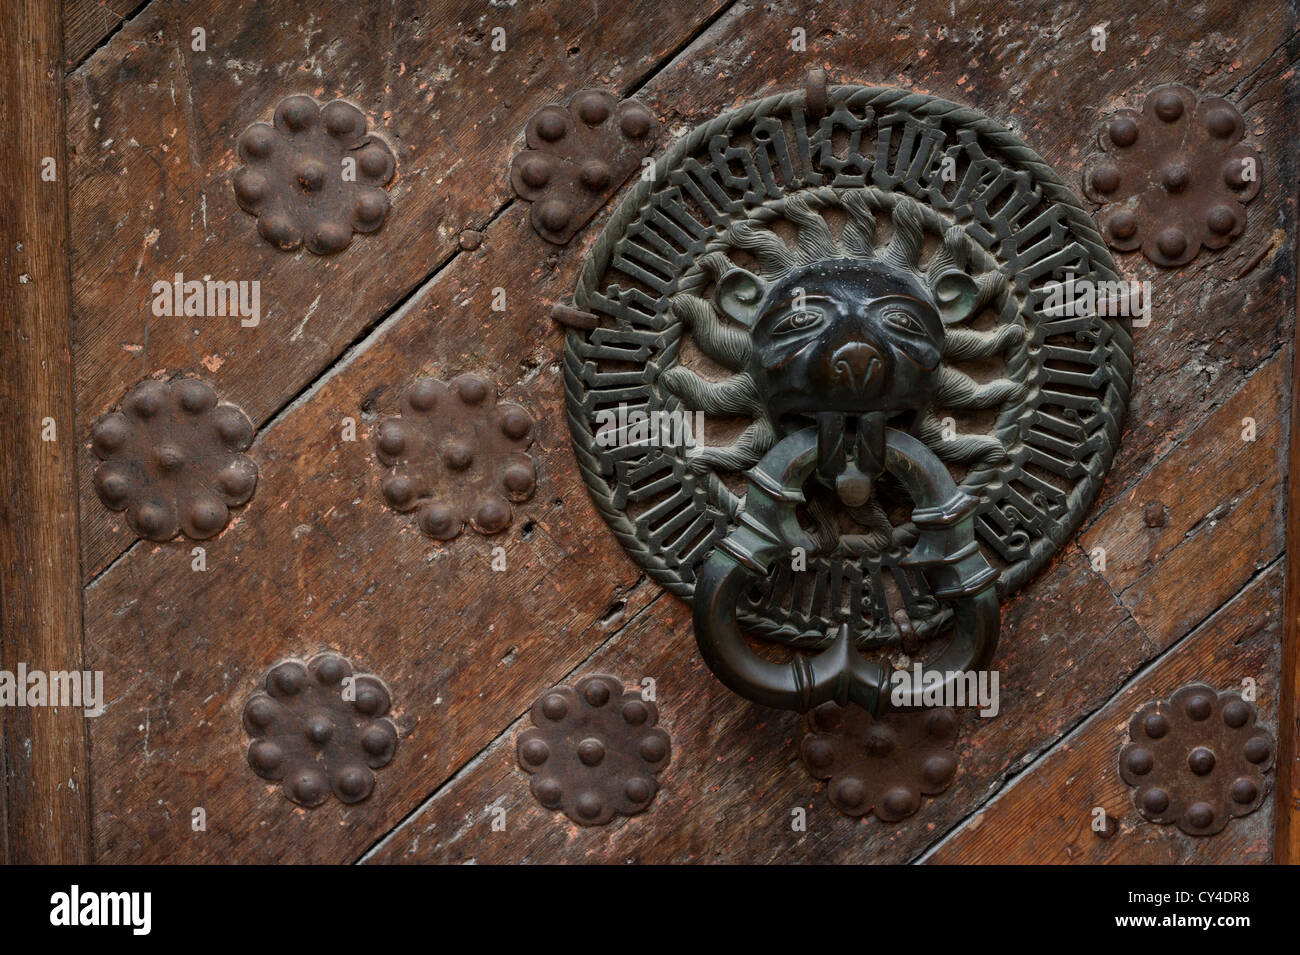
[830, 342, 883, 392]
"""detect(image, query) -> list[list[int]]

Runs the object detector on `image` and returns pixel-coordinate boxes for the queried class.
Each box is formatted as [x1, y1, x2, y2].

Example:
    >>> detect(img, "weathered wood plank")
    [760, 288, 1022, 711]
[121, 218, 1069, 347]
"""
[1081, 353, 1287, 649]
[63, 0, 147, 69]
[83, 205, 664, 863]
[0, 724, 8, 865]
[0, 0, 92, 863]
[1081, 45, 1296, 521]
[926, 561, 1282, 865]
[66, 0, 729, 581]
[364, 547, 1162, 863]
[1280, 332, 1300, 863]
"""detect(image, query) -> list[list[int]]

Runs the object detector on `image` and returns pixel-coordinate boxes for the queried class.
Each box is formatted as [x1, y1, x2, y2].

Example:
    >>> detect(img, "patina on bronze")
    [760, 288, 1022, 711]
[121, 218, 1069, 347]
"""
[561, 77, 1131, 714]
[694, 424, 997, 713]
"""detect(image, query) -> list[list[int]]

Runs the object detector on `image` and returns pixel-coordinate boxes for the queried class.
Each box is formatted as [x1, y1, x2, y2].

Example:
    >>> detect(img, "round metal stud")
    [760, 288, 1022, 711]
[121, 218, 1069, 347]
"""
[577, 738, 605, 766]
[510, 89, 659, 244]
[1109, 116, 1139, 147]
[243, 654, 398, 808]
[1124, 746, 1154, 776]
[800, 703, 961, 821]
[1091, 164, 1120, 193]
[1083, 84, 1260, 267]
[521, 738, 550, 766]
[535, 109, 567, 142]
[1141, 787, 1170, 814]
[90, 378, 259, 541]
[517, 675, 671, 826]
[1187, 746, 1216, 775]
[1118, 684, 1275, 835]
[1153, 90, 1184, 121]
[374, 375, 537, 542]
[234, 95, 395, 254]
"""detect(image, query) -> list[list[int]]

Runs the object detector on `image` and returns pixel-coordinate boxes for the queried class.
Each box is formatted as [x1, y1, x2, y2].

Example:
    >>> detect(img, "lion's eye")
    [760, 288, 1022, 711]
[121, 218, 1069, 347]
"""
[771, 309, 822, 335]
[884, 309, 924, 334]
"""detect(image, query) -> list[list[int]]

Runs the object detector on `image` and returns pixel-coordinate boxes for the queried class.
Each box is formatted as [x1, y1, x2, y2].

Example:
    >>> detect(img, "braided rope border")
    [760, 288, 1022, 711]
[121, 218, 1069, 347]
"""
[562, 84, 1133, 646]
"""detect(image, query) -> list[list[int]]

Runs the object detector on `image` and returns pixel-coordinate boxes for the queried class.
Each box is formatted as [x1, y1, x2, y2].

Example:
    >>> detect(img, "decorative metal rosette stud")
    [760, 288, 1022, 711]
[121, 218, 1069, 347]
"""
[90, 378, 258, 541]
[374, 374, 537, 540]
[1118, 683, 1275, 836]
[243, 654, 399, 808]
[517, 675, 671, 826]
[1083, 84, 1261, 267]
[233, 94, 396, 254]
[562, 82, 1131, 652]
[800, 703, 959, 820]
[510, 89, 658, 244]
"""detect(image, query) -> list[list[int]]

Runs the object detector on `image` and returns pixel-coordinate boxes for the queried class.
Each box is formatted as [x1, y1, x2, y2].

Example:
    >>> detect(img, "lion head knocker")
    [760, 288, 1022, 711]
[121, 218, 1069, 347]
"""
[662, 195, 994, 514]
[561, 80, 1131, 721]
[646, 194, 1004, 711]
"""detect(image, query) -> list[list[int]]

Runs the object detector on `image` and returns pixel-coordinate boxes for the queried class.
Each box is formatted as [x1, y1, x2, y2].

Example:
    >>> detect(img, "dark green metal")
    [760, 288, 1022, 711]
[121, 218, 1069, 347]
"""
[693, 426, 998, 713]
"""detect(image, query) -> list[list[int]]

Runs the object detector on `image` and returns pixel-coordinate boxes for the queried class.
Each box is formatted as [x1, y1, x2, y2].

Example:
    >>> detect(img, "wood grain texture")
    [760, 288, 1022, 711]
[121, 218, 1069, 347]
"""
[1082, 353, 1288, 646]
[1279, 336, 1300, 863]
[926, 561, 1283, 865]
[65, 0, 728, 582]
[367, 0, 1290, 864]
[1080, 43, 1296, 523]
[74, 0, 1296, 864]
[1276, 36, 1300, 857]
[0, 729, 8, 864]
[0, 0, 92, 863]
[82, 203, 667, 864]
[364, 550, 1156, 863]
[62, 0, 146, 69]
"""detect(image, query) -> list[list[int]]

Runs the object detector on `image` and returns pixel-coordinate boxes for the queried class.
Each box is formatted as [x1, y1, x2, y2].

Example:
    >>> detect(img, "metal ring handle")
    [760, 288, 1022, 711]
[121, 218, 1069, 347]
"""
[693, 426, 1000, 713]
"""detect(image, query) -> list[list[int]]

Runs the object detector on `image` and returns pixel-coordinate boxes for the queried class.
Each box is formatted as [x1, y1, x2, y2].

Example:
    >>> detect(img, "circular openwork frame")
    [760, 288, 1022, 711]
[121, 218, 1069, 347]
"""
[563, 84, 1132, 649]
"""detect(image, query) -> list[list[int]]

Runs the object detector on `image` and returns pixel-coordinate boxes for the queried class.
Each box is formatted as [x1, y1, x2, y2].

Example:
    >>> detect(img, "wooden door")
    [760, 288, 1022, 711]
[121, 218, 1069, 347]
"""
[3, 0, 1298, 865]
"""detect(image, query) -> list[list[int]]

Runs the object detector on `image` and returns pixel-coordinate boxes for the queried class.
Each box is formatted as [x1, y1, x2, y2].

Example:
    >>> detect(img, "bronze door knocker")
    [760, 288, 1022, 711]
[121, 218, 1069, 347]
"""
[560, 75, 1132, 717]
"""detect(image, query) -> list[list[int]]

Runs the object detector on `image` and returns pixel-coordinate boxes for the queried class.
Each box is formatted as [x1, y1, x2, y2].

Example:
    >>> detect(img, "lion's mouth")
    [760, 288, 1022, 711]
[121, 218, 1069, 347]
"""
[767, 409, 893, 508]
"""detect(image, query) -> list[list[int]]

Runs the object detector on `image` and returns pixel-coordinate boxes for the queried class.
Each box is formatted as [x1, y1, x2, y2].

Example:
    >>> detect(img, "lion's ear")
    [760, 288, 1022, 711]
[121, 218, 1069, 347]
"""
[714, 267, 765, 328]
[932, 269, 979, 325]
